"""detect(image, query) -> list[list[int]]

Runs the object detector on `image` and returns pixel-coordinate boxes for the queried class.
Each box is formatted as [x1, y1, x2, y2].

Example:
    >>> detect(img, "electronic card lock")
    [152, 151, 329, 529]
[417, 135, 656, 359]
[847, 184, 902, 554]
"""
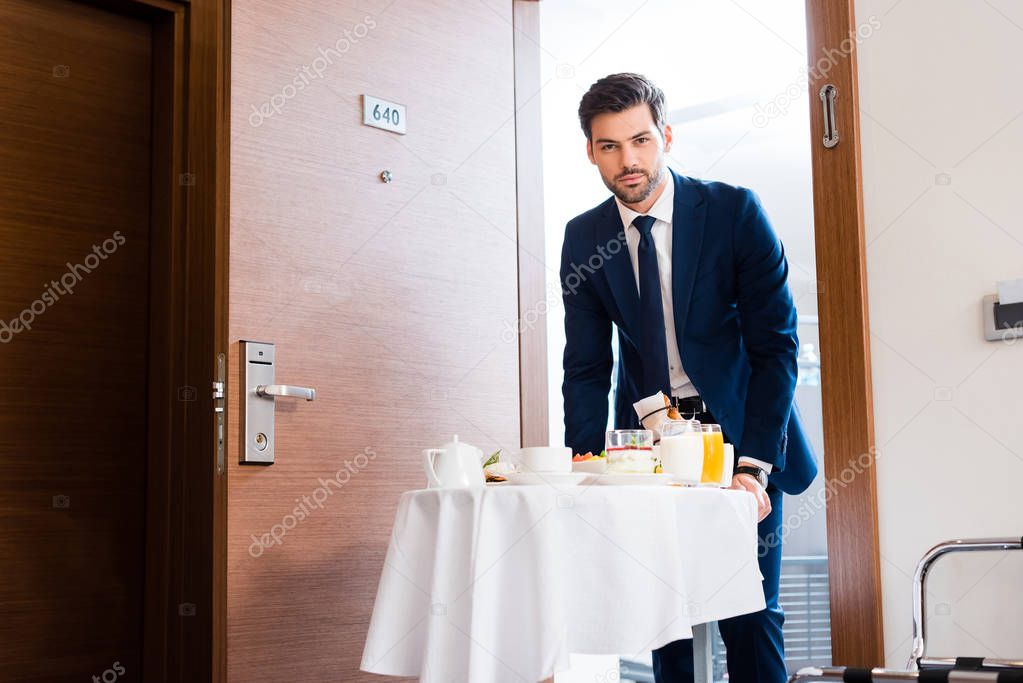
[240, 341, 317, 465]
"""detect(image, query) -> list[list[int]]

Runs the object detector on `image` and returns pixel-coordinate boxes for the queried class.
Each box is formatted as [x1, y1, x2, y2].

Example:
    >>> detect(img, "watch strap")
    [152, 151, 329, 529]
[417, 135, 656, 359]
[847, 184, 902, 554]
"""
[734, 465, 767, 487]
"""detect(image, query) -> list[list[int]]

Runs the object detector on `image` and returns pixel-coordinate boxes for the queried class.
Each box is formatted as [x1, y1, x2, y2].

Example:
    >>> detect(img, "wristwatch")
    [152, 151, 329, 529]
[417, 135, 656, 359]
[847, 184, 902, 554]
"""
[734, 465, 768, 489]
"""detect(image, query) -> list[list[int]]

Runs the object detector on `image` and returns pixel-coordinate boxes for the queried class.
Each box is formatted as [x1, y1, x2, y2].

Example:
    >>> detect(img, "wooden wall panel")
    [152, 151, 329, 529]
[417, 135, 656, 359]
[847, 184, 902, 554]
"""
[227, 1, 520, 680]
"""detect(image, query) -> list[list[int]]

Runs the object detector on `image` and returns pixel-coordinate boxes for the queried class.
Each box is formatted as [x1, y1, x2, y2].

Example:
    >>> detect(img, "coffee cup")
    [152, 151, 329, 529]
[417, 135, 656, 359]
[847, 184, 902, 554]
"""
[519, 446, 572, 474]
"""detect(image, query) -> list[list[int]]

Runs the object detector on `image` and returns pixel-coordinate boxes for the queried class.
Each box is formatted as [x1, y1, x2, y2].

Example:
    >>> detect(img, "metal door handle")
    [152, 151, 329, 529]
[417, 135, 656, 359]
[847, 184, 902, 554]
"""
[241, 341, 314, 465]
[255, 384, 316, 401]
[819, 83, 840, 149]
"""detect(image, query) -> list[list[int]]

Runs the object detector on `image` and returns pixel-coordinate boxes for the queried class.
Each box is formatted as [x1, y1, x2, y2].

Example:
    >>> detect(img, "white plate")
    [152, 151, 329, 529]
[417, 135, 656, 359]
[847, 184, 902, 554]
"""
[503, 472, 589, 487]
[571, 459, 608, 474]
[591, 473, 674, 486]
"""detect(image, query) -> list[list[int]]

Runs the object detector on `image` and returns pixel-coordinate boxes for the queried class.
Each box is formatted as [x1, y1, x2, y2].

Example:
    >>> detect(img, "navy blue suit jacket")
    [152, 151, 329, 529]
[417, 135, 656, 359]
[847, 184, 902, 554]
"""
[560, 170, 817, 495]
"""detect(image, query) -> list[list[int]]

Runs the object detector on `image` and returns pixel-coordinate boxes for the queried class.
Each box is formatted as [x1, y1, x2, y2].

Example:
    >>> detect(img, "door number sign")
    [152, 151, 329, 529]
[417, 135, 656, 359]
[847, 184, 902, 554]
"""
[362, 95, 406, 135]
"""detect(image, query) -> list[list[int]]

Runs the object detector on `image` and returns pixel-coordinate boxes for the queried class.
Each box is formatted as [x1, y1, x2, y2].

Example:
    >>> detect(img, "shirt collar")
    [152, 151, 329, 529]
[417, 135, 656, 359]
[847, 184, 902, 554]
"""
[615, 171, 674, 231]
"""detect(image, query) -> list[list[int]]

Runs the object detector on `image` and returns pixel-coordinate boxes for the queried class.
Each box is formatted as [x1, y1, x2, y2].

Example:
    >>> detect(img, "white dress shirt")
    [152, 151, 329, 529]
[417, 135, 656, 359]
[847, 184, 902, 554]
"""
[614, 173, 773, 474]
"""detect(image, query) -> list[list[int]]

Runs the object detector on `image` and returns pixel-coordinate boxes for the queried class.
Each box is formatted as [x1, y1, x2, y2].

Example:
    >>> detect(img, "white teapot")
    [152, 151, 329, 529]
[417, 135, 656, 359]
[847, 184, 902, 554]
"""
[423, 435, 485, 489]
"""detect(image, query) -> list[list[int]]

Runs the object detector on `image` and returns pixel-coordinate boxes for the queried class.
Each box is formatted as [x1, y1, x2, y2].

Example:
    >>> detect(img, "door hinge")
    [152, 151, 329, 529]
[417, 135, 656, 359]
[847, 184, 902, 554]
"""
[213, 352, 226, 475]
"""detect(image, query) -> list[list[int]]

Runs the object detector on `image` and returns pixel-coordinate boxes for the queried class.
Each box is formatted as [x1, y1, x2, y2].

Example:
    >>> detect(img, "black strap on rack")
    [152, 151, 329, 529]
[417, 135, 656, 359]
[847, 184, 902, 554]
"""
[956, 657, 986, 670]
[828, 669, 1023, 682]
[917, 668, 1023, 682]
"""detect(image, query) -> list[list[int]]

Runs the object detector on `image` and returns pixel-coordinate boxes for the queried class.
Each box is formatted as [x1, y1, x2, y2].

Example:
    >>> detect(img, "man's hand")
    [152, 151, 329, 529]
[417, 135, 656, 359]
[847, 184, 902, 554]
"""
[730, 473, 771, 522]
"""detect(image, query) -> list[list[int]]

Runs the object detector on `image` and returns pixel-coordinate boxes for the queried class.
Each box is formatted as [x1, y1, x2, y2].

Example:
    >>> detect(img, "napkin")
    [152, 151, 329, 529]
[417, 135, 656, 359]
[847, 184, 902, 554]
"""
[633, 391, 671, 436]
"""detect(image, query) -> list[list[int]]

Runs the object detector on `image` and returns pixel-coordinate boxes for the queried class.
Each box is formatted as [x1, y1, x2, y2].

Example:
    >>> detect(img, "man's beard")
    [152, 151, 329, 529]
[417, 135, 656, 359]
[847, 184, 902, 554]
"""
[602, 165, 665, 205]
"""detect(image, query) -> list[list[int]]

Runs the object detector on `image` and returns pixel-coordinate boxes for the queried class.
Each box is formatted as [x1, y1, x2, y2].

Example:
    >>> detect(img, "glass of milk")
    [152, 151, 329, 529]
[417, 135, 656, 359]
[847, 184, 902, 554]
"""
[659, 420, 704, 485]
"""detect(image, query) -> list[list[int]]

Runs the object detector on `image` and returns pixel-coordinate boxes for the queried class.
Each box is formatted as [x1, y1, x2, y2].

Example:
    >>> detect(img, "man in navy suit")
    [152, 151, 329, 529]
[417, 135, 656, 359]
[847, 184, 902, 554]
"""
[561, 73, 818, 682]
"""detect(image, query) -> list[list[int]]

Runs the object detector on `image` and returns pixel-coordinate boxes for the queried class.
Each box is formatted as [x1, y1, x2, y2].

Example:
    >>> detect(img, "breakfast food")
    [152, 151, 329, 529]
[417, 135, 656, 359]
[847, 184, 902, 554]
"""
[571, 451, 605, 462]
[665, 394, 683, 421]
[484, 461, 517, 482]
[604, 429, 660, 475]
[605, 445, 659, 474]
[572, 451, 608, 474]
[483, 450, 518, 482]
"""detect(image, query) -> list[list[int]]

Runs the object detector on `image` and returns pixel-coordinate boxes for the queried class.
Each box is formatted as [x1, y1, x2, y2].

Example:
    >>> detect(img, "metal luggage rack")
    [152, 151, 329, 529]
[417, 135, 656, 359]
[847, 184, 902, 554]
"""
[790, 537, 1023, 682]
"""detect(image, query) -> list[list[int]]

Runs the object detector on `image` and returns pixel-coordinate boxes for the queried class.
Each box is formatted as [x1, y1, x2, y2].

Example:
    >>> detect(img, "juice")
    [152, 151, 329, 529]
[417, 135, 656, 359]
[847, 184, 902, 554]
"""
[700, 431, 725, 484]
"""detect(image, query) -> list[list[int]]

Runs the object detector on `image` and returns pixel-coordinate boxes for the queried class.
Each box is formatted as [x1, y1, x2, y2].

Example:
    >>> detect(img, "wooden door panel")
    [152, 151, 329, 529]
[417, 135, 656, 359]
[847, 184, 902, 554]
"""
[228, 0, 520, 680]
[0, 0, 152, 679]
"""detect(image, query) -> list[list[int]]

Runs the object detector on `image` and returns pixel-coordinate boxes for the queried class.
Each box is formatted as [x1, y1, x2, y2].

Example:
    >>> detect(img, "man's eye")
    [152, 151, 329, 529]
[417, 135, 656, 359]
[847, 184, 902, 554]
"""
[602, 144, 615, 151]
[636, 137, 649, 144]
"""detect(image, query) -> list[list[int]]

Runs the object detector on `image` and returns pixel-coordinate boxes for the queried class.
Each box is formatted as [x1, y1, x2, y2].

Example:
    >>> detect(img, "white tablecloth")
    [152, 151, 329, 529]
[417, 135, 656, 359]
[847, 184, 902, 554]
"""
[361, 484, 766, 683]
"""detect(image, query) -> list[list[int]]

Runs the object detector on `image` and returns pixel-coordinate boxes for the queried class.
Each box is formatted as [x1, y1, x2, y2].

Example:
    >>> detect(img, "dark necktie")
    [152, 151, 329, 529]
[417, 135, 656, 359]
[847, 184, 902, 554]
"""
[634, 214, 671, 397]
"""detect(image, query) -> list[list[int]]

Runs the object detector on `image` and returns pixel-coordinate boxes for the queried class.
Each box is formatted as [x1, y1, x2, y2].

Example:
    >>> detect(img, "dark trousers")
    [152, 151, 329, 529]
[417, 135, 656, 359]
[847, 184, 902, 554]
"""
[652, 409, 787, 683]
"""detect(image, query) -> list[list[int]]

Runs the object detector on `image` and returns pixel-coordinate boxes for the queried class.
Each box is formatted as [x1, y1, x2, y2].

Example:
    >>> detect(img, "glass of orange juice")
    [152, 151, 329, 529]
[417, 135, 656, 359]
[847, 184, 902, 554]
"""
[700, 424, 725, 484]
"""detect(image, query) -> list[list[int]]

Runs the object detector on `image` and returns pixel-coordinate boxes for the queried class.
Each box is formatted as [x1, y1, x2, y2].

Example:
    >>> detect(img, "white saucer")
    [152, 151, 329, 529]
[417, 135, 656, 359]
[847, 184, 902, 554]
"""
[571, 459, 608, 474]
[591, 473, 674, 486]
[503, 472, 589, 487]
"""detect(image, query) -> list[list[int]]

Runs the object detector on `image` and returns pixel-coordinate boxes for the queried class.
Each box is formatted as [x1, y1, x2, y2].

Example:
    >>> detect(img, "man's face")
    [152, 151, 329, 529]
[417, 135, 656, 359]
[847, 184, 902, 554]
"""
[587, 104, 673, 207]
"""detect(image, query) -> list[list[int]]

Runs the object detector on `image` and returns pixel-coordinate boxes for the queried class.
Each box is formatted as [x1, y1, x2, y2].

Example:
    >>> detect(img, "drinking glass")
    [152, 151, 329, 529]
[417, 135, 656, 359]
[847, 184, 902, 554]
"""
[659, 420, 703, 484]
[700, 424, 725, 484]
[605, 429, 654, 454]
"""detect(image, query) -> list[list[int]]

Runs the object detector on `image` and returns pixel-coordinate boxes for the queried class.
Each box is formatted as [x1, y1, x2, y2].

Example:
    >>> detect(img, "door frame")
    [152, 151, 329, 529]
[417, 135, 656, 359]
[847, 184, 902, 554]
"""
[86, 0, 230, 680]
[804, 0, 883, 667]
[511, 0, 884, 667]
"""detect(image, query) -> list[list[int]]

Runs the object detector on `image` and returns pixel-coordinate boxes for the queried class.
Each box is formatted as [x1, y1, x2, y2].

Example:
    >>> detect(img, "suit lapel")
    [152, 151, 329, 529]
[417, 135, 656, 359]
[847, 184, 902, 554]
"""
[670, 172, 707, 353]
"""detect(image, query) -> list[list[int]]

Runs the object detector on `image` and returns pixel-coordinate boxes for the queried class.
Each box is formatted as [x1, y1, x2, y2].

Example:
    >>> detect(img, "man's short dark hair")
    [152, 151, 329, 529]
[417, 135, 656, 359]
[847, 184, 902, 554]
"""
[577, 73, 667, 140]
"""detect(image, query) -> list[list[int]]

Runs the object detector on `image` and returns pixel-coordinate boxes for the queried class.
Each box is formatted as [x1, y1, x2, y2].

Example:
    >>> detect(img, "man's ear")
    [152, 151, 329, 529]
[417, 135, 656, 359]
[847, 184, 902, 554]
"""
[586, 139, 596, 165]
[663, 124, 673, 153]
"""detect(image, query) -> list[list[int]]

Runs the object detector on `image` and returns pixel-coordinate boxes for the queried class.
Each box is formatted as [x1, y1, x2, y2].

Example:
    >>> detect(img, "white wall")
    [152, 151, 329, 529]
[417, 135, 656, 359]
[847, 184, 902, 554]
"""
[854, 0, 1023, 665]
